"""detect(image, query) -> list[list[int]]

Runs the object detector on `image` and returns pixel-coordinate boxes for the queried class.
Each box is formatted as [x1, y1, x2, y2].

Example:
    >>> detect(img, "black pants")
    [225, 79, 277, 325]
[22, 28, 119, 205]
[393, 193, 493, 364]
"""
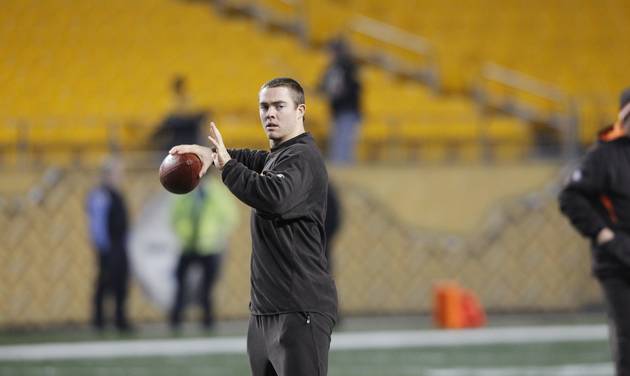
[170, 252, 222, 329]
[247, 313, 334, 376]
[601, 276, 630, 376]
[93, 252, 130, 331]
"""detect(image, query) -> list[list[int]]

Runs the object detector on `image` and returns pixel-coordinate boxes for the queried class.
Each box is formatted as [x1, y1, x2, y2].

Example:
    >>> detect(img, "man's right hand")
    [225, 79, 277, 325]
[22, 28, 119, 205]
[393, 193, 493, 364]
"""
[596, 227, 615, 245]
[207, 122, 232, 171]
[169, 144, 215, 178]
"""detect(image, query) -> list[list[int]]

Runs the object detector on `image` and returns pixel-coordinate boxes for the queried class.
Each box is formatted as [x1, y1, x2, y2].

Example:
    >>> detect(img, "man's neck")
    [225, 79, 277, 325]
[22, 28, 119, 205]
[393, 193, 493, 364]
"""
[269, 129, 306, 149]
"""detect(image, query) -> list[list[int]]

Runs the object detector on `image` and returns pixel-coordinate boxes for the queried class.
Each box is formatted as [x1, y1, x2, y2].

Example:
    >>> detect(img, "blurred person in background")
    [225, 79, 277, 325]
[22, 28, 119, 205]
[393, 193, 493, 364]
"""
[153, 75, 210, 152]
[85, 157, 132, 333]
[324, 181, 342, 272]
[170, 74, 194, 114]
[169, 172, 239, 331]
[318, 38, 363, 164]
[559, 87, 630, 376]
[324, 181, 342, 327]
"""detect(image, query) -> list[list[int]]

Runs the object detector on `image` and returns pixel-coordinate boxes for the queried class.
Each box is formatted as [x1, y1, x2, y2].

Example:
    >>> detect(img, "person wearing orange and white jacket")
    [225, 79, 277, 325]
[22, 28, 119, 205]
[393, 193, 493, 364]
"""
[559, 88, 630, 376]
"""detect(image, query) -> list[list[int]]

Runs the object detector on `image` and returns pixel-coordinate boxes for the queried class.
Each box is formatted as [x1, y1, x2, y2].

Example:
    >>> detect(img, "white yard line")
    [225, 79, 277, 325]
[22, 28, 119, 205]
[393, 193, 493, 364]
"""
[0, 337, 246, 361]
[425, 362, 613, 376]
[331, 325, 608, 350]
[0, 324, 608, 361]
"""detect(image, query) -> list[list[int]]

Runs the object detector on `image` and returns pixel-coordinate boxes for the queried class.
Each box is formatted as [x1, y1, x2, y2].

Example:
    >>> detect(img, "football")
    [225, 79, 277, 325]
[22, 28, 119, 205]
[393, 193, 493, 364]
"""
[159, 153, 202, 194]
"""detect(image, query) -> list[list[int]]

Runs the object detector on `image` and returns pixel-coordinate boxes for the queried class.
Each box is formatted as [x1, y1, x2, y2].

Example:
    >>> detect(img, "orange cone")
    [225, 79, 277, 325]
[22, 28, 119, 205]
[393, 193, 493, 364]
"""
[433, 281, 486, 329]
[461, 290, 486, 328]
[433, 281, 464, 329]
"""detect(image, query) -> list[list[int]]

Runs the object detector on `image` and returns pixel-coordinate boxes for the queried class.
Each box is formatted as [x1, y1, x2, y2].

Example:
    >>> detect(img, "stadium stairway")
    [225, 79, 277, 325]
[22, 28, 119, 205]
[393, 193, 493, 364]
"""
[305, 0, 630, 144]
[0, 0, 535, 165]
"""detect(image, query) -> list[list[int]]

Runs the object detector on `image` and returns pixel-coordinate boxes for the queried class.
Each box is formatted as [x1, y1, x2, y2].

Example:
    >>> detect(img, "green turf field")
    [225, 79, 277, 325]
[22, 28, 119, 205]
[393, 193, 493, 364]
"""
[0, 341, 611, 376]
[0, 314, 615, 376]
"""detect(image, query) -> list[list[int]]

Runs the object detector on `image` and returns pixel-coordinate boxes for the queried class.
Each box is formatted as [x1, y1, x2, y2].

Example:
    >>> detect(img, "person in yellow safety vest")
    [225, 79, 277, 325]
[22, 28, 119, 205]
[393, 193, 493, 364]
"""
[169, 172, 239, 331]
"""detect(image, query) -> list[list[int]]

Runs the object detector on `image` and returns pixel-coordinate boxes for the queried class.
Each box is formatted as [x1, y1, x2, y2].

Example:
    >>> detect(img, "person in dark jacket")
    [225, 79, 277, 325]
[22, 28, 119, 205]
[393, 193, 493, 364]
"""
[324, 182, 341, 272]
[319, 38, 362, 164]
[559, 87, 630, 376]
[170, 78, 338, 376]
[152, 75, 209, 152]
[86, 157, 132, 332]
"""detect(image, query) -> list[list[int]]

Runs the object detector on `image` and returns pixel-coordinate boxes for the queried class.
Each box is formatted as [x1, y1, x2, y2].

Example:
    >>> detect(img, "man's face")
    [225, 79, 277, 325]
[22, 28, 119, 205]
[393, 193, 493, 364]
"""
[259, 86, 305, 143]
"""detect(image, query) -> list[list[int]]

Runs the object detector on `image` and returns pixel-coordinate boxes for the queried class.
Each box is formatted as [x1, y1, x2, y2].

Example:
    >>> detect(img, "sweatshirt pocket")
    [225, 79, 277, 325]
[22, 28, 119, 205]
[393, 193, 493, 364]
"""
[612, 233, 630, 267]
[600, 233, 630, 267]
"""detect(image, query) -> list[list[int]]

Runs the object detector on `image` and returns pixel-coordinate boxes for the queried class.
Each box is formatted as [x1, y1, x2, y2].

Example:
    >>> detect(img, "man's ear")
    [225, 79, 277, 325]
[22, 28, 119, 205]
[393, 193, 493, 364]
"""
[297, 103, 306, 120]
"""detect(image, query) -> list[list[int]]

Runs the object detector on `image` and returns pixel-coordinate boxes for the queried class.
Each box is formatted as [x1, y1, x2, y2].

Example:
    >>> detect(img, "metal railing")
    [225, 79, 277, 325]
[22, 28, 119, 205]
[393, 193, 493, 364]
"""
[473, 63, 580, 160]
[347, 15, 440, 91]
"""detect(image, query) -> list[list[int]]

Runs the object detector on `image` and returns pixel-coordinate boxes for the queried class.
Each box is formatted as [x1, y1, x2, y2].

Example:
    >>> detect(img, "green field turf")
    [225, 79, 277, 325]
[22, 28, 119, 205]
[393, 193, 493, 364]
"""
[0, 314, 614, 376]
[0, 340, 611, 376]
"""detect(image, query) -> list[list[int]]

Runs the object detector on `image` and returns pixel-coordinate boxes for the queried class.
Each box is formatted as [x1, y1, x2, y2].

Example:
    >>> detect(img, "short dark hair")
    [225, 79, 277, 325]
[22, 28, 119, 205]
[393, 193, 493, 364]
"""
[261, 77, 305, 107]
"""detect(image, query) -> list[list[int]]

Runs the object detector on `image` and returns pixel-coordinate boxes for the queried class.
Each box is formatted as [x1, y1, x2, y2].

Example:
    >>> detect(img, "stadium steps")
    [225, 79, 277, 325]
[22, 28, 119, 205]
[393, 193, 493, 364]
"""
[312, 0, 630, 142]
[1, 0, 531, 163]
